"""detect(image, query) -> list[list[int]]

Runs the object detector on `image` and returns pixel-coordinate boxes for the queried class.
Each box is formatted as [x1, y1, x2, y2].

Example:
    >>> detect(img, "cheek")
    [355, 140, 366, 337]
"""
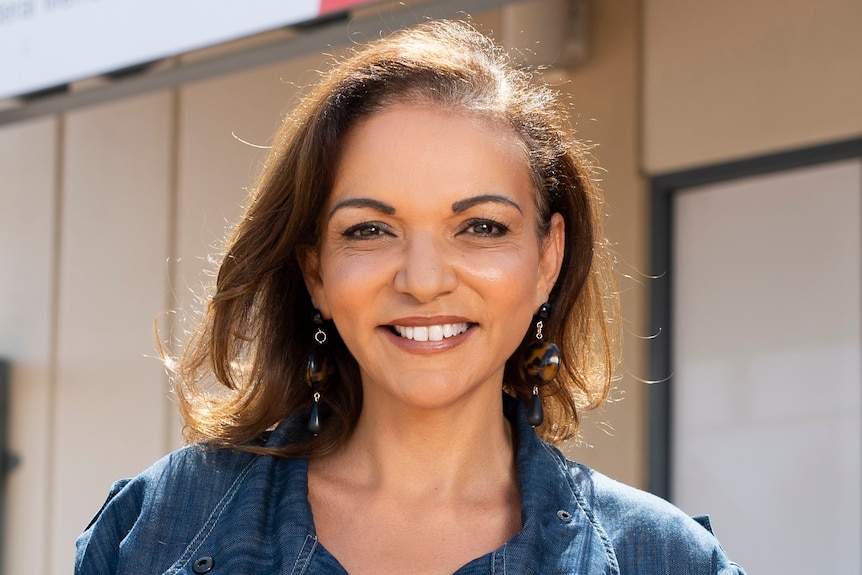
[460, 248, 542, 293]
[319, 252, 392, 311]
[463, 260, 508, 283]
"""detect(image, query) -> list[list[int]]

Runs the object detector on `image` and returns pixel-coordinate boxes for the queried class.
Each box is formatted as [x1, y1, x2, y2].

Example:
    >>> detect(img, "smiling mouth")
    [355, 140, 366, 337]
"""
[391, 323, 471, 342]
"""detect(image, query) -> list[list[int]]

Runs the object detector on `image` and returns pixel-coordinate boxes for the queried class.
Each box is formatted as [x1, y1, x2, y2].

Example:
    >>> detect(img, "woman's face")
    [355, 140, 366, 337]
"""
[302, 103, 564, 414]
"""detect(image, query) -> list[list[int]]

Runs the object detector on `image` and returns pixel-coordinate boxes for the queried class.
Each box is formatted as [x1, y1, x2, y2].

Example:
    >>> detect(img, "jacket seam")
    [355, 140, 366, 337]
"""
[289, 534, 318, 575]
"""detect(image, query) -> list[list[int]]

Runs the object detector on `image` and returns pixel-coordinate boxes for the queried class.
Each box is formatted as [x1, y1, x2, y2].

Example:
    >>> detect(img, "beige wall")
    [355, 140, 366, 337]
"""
[644, 0, 862, 172]
[51, 93, 176, 569]
[0, 117, 56, 575]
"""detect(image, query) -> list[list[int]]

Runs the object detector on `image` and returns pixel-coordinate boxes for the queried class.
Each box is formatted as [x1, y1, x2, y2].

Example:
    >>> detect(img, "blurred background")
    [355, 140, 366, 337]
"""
[0, 0, 859, 573]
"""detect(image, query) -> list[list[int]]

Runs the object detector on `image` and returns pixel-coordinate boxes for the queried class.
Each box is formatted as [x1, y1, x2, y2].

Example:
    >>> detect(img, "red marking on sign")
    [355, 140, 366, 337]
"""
[319, 0, 378, 15]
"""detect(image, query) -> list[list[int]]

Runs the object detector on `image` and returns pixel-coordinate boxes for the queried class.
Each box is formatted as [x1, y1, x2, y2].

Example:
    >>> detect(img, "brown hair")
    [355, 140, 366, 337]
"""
[171, 19, 619, 456]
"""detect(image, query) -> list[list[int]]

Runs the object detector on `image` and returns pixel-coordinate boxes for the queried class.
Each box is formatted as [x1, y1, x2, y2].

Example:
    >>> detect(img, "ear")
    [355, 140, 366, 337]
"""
[297, 246, 331, 318]
[536, 213, 565, 307]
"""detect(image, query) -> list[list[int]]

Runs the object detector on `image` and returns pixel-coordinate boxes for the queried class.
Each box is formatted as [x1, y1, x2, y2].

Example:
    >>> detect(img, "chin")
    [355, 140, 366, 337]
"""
[377, 373, 501, 413]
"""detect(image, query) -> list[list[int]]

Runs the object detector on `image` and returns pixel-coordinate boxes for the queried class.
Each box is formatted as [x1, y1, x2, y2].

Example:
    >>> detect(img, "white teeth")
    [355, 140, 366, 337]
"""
[393, 323, 469, 342]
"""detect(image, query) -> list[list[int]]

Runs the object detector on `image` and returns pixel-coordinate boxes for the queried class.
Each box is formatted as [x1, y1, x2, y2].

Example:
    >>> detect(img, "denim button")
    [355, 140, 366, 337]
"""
[556, 509, 573, 523]
[192, 556, 214, 573]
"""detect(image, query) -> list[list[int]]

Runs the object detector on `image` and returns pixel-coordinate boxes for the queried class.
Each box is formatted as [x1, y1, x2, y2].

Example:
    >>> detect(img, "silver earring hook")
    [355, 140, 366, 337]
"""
[314, 328, 327, 344]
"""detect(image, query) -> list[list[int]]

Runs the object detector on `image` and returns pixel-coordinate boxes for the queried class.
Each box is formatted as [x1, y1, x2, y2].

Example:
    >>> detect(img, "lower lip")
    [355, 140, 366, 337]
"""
[379, 325, 473, 353]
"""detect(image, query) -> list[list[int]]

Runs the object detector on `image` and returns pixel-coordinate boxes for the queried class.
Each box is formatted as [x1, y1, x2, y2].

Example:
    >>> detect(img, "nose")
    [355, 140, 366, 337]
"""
[393, 232, 457, 302]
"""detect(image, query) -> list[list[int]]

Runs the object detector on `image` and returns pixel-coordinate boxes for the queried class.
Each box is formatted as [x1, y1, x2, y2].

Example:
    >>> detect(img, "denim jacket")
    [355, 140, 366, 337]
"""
[76, 396, 745, 574]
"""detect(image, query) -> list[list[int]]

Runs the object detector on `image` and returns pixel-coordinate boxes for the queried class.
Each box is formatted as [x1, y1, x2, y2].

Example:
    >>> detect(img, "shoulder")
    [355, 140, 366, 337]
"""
[74, 443, 262, 574]
[75, 417, 314, 574]
[107, 441, 261, 519]
[558, 455, 745, 575]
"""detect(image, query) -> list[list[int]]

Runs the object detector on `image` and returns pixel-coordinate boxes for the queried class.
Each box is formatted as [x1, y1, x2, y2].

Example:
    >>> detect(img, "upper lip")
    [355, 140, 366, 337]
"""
[385, 315, 473, 327]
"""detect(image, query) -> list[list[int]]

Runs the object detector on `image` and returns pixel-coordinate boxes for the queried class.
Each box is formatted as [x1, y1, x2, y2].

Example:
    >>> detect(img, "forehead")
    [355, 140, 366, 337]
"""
[329, 103, 535, 207]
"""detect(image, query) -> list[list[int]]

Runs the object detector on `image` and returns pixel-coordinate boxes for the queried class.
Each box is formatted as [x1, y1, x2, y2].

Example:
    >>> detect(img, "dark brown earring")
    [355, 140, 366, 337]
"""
[519, 302, 561, 427]
[306, 310, 332, 435]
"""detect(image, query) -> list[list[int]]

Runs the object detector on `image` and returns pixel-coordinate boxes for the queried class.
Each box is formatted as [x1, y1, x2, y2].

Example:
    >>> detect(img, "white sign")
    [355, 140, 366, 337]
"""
[0, 0, 377, 99]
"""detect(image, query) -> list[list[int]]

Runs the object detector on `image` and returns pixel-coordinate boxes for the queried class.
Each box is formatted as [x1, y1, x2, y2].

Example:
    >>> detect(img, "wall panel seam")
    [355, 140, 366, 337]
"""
[44, 114, 65, 575]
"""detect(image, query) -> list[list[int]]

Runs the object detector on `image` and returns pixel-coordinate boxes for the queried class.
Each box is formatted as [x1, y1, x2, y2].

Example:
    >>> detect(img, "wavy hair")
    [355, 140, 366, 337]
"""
[170, 19, 620, 456]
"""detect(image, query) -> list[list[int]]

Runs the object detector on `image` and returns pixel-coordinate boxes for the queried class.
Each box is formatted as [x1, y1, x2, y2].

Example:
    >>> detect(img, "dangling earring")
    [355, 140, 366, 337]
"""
[306, 310, 332, 435]
[519, 302, 561, 427]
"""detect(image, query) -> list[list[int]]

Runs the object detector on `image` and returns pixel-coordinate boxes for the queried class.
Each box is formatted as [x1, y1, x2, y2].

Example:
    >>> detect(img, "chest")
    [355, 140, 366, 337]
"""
[309, 494, 521, 575]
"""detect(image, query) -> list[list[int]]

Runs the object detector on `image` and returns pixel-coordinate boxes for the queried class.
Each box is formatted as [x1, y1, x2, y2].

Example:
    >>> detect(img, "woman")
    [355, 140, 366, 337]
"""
[76, 20, 744, 575]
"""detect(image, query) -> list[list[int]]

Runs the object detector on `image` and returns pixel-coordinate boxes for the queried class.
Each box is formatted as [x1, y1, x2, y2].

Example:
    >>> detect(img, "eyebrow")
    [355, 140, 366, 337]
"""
[328, 198, 396, 220]
[327, 193, 522, 220]
[451, 194, 523, 214]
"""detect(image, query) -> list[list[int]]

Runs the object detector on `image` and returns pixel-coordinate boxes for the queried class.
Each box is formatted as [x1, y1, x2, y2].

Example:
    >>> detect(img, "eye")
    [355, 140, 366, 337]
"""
[463, 218, 510, 237]
[342, 221, 392, 239]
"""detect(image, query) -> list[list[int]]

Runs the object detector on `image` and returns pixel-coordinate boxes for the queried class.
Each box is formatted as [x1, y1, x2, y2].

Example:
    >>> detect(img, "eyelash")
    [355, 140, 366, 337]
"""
[341, 221, 392, 239]
[340, 218, 510, 240]
[463, 218, 510, 237]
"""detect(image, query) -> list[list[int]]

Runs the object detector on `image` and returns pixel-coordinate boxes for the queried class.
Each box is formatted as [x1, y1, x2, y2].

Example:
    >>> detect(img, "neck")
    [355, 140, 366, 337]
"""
[317, 389, 517, 499]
